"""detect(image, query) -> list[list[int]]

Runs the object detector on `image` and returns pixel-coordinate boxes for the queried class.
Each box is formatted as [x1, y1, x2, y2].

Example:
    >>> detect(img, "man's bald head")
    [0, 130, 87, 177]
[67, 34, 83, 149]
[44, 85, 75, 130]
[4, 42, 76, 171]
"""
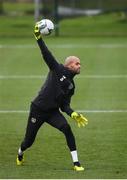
[64, 56, 81, 74]
[64, 56, 80, 66]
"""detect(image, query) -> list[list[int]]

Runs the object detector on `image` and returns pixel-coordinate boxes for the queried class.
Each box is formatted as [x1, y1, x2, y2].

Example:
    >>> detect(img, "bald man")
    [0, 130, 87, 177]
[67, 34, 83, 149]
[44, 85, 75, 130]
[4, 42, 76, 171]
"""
[16, 24, 88, 171]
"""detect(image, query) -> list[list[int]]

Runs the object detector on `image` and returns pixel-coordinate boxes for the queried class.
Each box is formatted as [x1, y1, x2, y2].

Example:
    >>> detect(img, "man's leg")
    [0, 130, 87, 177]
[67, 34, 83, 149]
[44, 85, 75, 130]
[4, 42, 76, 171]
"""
[17, 104, 46, 165]
[46, 110, 84, 171]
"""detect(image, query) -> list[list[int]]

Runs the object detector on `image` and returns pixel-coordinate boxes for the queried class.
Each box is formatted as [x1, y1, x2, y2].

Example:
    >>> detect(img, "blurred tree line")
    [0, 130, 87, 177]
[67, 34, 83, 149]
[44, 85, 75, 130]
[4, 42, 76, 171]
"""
[0, 0, 127, 20]
[0, 0, 3, 14]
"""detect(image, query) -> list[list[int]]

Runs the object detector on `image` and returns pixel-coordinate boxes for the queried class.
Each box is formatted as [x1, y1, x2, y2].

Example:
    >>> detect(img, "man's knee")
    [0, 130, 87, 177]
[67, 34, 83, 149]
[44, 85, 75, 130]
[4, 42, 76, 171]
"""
[60, 123, 72, 134]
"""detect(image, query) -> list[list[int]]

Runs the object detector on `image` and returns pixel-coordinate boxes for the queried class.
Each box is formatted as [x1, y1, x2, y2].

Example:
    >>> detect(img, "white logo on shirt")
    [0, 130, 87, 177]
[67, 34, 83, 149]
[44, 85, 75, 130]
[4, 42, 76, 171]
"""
[60, 75, 66, 82]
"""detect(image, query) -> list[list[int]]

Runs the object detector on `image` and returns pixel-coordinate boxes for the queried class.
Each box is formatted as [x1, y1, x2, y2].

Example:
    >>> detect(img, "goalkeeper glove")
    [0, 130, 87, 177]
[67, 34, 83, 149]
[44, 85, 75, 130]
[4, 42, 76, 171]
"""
[71, 112, 88, 128]
[34, 23, 41, 40]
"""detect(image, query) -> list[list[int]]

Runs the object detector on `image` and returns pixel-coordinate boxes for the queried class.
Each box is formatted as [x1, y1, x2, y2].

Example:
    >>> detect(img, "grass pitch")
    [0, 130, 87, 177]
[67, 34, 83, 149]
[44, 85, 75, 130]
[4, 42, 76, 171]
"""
[0, 36, 127, 179]
[0, 13, 127, 178]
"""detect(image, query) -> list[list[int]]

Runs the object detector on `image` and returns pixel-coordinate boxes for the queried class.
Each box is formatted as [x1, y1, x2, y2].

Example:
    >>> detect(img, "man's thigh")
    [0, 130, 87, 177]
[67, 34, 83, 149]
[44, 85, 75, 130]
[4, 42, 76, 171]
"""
[25, 104, 50, 138]
[46, 110, 68, 130]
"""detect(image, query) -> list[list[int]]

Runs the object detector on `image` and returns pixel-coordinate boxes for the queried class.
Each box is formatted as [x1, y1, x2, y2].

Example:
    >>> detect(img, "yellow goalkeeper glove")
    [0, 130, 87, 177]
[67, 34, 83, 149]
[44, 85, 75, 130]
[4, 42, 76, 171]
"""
[34, 23, 41, 40]
[71, 112, 88, 128]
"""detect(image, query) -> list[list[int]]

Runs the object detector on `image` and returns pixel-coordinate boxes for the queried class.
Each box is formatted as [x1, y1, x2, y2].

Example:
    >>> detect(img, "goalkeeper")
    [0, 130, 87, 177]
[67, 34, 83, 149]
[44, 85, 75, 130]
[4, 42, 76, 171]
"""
[16, 23, 88, 171]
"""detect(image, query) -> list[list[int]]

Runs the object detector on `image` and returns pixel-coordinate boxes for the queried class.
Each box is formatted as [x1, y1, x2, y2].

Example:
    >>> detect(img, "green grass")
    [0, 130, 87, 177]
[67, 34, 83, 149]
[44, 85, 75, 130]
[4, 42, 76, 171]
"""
[0, 35, 127, 178]
[0, 12, 127, 178]
[3, 2, 34, 15]
[0, 13, 127, 38]
[0, 114, 127, 178]
[60, 13, 127, 37]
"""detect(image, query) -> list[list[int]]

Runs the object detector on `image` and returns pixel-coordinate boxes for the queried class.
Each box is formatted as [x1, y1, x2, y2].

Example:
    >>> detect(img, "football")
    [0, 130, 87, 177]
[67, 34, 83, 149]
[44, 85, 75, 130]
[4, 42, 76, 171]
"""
[37, 19, 54, 35]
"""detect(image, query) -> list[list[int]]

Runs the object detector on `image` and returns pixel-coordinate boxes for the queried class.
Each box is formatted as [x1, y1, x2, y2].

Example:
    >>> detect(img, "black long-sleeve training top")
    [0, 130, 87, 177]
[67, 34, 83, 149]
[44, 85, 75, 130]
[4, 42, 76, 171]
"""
[32, 38, 75, 116]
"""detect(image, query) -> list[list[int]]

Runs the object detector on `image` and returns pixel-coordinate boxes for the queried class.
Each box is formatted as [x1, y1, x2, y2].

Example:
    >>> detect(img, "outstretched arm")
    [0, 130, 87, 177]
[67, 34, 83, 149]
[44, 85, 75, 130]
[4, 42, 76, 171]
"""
[34, 24, 59, 70]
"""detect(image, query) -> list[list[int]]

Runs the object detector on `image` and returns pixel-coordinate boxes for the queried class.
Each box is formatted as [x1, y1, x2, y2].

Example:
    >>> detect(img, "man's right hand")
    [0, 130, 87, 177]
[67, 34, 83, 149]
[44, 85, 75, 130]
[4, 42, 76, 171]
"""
[34, 24, 41, 40]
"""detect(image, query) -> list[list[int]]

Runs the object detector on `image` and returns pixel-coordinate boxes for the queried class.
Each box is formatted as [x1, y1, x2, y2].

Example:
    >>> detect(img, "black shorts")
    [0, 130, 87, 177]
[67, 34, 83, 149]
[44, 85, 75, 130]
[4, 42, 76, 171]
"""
[27, 103, 68, 132]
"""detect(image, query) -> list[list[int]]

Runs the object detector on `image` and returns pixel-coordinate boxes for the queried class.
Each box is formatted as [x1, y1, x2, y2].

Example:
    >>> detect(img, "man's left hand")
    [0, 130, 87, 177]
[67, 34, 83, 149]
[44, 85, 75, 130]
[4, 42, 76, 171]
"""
[71, 112, 88, 128]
